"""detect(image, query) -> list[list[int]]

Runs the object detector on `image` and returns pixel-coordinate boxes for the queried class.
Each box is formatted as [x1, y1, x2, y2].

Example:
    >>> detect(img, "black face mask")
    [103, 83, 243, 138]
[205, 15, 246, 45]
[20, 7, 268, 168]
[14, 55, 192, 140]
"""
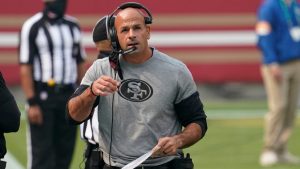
[44, 0, 67, 20]
[97, 51, 112, 59]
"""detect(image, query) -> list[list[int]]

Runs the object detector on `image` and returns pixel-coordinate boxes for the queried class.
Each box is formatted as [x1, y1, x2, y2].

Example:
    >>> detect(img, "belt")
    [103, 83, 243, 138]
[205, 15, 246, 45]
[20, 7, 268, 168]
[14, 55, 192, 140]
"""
[85, 142, 99, 158]
[34, 81, 75, 92]
[104, 161, 170, 169]
[87, 142, 99, 150]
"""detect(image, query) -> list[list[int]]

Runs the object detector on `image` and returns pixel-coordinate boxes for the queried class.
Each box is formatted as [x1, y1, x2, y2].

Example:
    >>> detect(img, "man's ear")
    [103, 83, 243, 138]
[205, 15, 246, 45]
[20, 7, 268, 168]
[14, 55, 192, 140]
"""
[95, 40, 112, 51]
[94, 42, 101, 51]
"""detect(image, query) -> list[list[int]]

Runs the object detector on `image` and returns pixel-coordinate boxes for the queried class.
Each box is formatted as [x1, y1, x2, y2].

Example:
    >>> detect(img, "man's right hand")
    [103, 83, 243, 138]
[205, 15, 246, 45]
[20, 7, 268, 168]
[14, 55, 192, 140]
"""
[67, 75, 119, 122]
[27, 105, 43, 125]
[90, 75, 119, 96]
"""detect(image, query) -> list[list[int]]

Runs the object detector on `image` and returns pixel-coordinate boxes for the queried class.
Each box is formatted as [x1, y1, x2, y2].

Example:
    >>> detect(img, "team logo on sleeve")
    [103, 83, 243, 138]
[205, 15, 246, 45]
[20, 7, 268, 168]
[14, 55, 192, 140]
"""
[118, 79, 153, 102]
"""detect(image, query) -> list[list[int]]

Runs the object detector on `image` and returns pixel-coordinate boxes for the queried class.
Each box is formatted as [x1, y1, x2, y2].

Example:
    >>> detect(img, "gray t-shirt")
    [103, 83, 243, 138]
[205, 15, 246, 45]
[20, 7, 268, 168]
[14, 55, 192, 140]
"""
[81, 48, 198, 167]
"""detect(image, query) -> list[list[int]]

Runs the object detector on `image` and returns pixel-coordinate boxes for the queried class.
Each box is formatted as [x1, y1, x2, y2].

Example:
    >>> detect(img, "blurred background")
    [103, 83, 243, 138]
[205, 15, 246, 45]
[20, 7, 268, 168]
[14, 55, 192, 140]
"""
[0, 0, 261, 85]
[1, 0, 300, 169]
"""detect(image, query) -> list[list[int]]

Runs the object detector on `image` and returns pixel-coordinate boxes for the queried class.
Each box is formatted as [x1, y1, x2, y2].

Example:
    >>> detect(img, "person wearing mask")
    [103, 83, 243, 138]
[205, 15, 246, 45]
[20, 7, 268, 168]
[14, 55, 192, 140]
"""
[67, 2, 207, 169]
[256, 0, 300, 166]
[0, 72, 21, 169]
[19, 0, 86, 168]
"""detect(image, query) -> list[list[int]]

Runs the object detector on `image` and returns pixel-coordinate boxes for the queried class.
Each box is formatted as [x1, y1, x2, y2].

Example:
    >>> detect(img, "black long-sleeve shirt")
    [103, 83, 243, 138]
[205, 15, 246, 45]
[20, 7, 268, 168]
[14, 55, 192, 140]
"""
[0, 72, 21, 158]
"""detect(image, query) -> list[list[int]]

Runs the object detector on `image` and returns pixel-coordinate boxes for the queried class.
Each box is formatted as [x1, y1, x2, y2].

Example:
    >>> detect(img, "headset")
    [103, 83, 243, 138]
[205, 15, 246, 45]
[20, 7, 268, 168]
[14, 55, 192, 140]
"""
[107, 2, 153, 54]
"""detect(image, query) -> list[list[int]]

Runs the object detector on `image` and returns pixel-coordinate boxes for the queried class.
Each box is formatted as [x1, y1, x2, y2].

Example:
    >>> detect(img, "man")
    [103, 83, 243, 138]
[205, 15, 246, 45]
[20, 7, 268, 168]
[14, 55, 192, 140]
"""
[256, 0, 300, 166]
[80, 15, 112, 169]
[92, 16, 114, 60]
[67, 3, 207, 168]
[0, 72, 21, 169]
[19, 0, 86, 168]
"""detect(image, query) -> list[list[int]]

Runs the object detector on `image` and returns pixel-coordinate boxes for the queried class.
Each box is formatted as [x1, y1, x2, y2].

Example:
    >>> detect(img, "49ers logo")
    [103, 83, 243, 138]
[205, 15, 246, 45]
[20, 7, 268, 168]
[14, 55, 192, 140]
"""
[118, 79, 153, 102]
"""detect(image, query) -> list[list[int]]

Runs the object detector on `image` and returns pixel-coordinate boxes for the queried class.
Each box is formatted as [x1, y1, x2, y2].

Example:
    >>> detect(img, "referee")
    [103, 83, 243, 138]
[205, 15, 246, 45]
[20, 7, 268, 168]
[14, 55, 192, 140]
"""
[77, 15, 112, 169]
[19, 0, 86, 169]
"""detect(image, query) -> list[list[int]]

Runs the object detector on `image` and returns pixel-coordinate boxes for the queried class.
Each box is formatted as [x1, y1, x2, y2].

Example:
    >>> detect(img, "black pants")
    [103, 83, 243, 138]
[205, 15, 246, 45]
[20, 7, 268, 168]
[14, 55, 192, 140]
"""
[0, 159, 6, 169]
[28, 85, 77, 169]
[84, 143, 104, 169]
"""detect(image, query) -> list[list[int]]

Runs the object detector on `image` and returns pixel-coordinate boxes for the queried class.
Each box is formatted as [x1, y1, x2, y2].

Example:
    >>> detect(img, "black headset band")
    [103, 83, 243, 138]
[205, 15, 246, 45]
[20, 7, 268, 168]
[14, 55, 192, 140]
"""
[119, 2, 143, 9]
[109, 2, 152, 24]
[117, 2, 152, 22]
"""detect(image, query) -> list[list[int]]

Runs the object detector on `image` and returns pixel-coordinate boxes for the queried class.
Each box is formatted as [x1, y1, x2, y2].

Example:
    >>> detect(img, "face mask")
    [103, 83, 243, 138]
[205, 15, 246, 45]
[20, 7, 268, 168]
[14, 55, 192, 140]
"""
[97, 51, 112, 59]
[45, 0, 67, 20]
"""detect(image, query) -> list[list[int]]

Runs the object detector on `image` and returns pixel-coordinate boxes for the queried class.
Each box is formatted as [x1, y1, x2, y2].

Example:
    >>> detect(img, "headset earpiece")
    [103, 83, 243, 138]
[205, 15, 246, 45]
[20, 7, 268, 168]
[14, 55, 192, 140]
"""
[144, 17, 152, 24]
[108, 16, 119, 50]
[107, 2, 152, 51]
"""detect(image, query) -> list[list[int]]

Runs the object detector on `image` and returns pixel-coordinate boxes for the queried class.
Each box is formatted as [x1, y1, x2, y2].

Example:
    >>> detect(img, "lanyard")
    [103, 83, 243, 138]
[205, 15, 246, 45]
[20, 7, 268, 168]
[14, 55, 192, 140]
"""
[279, 0, 300, 27]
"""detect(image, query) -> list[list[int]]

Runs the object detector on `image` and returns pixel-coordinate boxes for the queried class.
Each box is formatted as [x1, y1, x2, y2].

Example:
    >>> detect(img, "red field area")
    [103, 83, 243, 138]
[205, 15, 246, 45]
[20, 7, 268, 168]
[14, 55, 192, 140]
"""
[1, 0, 261, 14]
[0, 0, 263, 85]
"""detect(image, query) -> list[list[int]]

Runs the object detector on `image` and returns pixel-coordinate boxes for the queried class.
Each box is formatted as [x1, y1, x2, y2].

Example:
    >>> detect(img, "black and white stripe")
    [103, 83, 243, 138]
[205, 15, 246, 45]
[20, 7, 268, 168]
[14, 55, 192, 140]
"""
[19, 12, 86, 84]
[80, 106, 99, 145]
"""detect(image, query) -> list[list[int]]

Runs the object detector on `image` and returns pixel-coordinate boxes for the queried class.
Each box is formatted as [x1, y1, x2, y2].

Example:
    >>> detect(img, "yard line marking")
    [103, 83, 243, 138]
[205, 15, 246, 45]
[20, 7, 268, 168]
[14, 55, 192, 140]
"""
[3, 152, 25, 169]
[0, 30, 256, 47]
[207, 109, 265, 119]
[207, 109, 300, 120]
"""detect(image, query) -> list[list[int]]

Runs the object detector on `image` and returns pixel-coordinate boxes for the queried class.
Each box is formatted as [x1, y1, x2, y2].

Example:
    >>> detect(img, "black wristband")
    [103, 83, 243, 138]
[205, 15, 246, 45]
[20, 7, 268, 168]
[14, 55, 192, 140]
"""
[90, 82, 97, 96]
[27, 97, 38, 106]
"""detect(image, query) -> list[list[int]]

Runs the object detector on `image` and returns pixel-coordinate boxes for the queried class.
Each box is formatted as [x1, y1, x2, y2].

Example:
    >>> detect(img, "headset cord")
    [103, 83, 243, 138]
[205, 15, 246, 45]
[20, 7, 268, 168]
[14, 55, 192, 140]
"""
[109, 51, 123, 80]
[108, 70, 117, 166]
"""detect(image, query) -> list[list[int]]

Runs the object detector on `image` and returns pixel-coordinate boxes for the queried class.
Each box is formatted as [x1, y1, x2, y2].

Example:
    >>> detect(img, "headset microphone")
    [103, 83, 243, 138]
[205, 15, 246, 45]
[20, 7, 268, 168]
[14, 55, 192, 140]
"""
[108, 46, 136, 80]
[112, 46, 137, 55]
[121, 46, 137, 55]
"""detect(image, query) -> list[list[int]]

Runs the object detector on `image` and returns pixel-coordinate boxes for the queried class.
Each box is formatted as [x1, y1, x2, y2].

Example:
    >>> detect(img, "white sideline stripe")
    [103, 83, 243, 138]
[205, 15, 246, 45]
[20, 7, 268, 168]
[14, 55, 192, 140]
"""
[0, 30, 256, 47]
[3, 152, 25, 169]
[207, 109, 266, 119]
[149, 31, 256, 47]
[207, 109, 300, 120]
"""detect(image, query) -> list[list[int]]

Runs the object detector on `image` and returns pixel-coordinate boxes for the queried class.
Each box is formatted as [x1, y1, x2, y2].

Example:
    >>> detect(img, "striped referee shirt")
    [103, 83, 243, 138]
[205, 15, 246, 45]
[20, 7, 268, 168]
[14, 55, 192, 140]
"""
[19, 12, 86, 84]
[80, 106, 99, 145]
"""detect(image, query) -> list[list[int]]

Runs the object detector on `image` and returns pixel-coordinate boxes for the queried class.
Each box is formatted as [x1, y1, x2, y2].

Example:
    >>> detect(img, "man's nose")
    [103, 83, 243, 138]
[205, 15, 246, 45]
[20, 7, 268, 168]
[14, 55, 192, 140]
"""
[128, 29, 136, 38]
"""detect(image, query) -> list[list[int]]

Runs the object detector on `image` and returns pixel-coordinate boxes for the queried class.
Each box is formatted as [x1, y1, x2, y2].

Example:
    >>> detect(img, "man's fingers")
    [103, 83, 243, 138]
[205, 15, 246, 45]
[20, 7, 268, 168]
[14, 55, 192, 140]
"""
[99, 75, 119, 86]
[92, 88, 109, 96]
[92, 77, 119, 96]
[152, 145, 161, 153]
[96, 77, 119, 91]
[152, 137, 178, 156]
[152, 138, 169, 156]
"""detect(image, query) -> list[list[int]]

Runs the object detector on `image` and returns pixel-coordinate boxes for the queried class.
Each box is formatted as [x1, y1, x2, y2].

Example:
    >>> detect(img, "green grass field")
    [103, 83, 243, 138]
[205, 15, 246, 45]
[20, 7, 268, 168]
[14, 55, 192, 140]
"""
[5, 100, 300, 169]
